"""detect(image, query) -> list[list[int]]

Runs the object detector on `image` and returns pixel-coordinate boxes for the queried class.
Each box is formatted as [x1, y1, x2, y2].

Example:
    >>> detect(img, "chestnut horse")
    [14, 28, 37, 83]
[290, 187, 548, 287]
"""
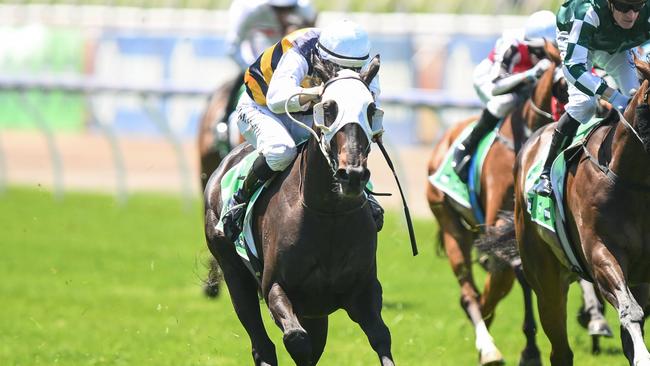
[204, 60, 395, 365]
[507, 57, 650, 365]
[426, 44, 568, 366]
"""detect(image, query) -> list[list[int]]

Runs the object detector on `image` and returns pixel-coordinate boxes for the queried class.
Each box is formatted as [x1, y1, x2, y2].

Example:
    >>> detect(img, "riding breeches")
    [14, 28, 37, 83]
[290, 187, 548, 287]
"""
[558, 30, 639, 124]
[236, 93, 313, 172]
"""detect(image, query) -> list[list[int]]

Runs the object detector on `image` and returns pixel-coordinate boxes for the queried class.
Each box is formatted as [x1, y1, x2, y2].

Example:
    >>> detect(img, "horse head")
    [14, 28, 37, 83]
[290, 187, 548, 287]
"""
[311, 55, 382, 197]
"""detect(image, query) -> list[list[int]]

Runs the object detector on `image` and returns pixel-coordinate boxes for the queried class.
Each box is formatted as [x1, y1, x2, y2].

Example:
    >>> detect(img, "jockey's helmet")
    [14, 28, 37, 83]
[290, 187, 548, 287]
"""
[608, 0, 646, 12]
[317, 20, 370, 69]
[524, 10, 557, 47]
[267, 0, 299, 7]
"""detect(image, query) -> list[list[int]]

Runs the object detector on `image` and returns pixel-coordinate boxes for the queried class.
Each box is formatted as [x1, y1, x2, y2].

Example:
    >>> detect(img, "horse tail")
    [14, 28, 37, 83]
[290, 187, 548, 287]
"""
[435, 227, 446, 257]
[475, 211, 519, 270]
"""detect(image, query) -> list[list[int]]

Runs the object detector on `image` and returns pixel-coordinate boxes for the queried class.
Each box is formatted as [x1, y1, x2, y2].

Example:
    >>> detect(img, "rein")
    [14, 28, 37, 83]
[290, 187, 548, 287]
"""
[529, 98, 554, 121]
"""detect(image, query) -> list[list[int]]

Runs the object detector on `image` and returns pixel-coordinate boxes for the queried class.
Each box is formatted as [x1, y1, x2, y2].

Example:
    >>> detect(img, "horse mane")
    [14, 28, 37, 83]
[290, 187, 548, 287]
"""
[543, 40, 562, 65]
[312, 52, 339, 82]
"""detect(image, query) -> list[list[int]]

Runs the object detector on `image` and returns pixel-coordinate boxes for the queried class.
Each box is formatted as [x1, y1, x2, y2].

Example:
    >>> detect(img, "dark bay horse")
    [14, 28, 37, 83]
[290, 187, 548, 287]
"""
[507, 57, 650, 366]
[426, 44, 568, 366]
[204, 59, 395, 365]
[199, 14, 317, 297]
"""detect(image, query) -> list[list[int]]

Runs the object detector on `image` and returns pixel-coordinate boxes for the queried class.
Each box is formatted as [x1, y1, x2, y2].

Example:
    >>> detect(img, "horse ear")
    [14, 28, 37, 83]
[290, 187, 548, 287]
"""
[361, 54, 380, 85]
[543, 40, 562, 65]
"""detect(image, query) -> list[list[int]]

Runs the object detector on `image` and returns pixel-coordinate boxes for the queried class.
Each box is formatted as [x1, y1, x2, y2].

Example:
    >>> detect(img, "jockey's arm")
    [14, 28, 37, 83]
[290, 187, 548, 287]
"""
[266, 48, 315, 114]
[561, 9, 608, 98]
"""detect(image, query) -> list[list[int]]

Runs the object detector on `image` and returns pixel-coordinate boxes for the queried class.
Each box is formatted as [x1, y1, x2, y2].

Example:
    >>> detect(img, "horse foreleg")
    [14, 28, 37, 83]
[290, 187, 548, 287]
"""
[514, 265, 541, 366]
[267, 283, 312, 366]
[299, 317, 328, 364]
[592, 255, 650, 366]
[345, 278, 394, 366]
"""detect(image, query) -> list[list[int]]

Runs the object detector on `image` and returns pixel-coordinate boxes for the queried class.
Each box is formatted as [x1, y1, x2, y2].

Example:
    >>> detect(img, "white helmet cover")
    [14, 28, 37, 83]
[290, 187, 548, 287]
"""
[317, 20, 370, 68]
[267, 0, 298, 6]
[524, 10, 557, 47]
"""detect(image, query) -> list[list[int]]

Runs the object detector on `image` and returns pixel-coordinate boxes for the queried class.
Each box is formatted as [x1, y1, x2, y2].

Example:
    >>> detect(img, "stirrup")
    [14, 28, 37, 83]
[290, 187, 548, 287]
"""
[222, 201, 247, 242]
[533, 174, 553, 197]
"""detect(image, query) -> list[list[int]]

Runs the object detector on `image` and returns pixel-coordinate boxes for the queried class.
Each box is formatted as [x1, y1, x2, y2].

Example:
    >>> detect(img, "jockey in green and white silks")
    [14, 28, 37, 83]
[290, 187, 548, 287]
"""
[534, 0, 650, 196]
[221, 20, 384, 243]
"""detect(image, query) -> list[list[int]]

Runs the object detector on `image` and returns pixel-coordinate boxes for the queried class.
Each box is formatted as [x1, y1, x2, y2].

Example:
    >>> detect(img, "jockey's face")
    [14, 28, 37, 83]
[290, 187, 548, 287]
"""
[610, 1, 642, 29]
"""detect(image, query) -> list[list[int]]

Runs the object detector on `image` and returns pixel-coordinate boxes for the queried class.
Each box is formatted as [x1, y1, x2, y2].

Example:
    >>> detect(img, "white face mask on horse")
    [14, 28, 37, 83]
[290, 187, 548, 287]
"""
[312, 68, 383, 147]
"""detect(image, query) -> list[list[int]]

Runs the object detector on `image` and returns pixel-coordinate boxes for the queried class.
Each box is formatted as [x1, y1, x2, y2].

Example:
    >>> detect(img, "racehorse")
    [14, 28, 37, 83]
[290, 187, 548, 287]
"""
[504, 56, 650, 365]
[204, 58, 395, 365]
[426, 42, 569, 366]
[199, 13, 316, 297]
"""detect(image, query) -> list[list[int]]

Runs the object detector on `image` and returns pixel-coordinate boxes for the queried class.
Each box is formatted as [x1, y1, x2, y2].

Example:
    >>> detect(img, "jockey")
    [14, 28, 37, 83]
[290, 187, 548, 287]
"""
[222, 0, 317, 136]
[534, 0, 650, 196]
[452, 10, 558, 182]
[221, 20, 384, 242]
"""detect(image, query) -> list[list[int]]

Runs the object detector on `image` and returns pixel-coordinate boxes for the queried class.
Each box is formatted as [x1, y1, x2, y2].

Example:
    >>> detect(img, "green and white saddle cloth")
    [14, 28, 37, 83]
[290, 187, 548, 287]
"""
[428, 121, 501, 228]
[216, 150, 267, 270]
[524, 116, 605, 275]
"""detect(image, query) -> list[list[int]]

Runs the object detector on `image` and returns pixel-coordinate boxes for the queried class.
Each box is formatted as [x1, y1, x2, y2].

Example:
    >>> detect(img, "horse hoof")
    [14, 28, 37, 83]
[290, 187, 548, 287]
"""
[588, 318, 613, 337]
[479, 349, 505, 366]
[283, 329, 312, 365]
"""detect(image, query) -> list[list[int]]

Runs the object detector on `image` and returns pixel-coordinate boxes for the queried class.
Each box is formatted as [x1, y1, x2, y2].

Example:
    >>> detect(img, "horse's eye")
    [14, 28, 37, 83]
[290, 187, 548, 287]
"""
[323, 100, 338, 126]
[367, 102, 377, 127]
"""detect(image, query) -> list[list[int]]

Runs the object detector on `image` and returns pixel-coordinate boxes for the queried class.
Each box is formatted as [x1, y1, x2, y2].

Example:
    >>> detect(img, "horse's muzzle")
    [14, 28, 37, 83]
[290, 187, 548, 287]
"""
[334, 165, 370, 196]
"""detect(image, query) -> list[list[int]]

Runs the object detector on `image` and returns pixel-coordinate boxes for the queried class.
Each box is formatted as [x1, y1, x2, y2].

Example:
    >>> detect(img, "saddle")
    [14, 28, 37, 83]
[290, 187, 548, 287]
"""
[524, 110, 619, 279]
[429, 120, 503, 229]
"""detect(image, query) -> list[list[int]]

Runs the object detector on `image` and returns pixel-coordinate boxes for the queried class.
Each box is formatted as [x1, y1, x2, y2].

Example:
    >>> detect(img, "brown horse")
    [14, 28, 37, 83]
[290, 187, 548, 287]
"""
[204, 60, 394, 365]
[199, 13, 317, 297]
[426, 44, 568, 366]
[506, 58, 650, 366]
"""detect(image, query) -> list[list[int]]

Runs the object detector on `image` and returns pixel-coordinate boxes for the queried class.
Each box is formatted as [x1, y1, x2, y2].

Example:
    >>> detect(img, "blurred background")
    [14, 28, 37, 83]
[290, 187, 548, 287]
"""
[0, 0, 564, 215]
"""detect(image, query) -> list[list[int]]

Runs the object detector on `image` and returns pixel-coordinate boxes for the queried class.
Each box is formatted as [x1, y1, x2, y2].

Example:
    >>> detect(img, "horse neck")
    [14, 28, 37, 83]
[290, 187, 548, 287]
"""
[299, 137, 365, 213]
[609, 114, 650, 186]
[526, 69, 554, 132]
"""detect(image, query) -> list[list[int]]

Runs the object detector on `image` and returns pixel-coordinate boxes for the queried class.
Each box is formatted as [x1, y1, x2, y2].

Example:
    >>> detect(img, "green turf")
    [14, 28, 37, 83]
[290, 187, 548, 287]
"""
[0, 186, 646, 365]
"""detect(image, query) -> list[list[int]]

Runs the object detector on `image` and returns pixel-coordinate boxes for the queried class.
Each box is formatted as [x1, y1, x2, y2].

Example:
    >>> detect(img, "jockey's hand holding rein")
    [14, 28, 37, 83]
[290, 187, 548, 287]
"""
[602, 86, 631, 111]
[298, 84, 324, 107]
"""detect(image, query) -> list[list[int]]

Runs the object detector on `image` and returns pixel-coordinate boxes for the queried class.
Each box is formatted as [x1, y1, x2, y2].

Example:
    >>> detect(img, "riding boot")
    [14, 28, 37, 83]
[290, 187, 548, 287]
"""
[452, 109, 500, 182]
[367, 194, 384, 232]
[533, 113, 580, 197]
[222, 155, 275, 242]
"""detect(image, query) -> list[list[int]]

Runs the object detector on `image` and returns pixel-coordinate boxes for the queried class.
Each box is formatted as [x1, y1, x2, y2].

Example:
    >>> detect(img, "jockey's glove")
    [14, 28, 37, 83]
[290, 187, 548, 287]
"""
[603, 87, 630, 111]
[299, 84, 324, 106]
[528, 58, 553, 80]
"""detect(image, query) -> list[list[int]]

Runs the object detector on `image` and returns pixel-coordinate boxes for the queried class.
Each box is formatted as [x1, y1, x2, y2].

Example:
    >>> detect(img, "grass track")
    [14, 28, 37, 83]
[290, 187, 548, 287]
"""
[0, 186, 646, 365]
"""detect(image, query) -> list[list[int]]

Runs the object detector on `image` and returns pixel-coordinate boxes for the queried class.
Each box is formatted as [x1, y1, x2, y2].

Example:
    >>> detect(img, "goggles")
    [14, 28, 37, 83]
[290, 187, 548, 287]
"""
[611, 0, 645, 13]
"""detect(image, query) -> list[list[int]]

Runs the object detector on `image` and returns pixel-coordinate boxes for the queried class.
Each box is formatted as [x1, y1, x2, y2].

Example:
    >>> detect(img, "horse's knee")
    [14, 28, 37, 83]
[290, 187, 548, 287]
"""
[283, 328, 312, 366]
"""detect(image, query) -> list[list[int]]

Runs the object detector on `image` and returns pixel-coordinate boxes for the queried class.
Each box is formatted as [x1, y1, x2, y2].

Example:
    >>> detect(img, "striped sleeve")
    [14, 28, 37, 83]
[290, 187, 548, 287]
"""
[562, 4, 608, 96]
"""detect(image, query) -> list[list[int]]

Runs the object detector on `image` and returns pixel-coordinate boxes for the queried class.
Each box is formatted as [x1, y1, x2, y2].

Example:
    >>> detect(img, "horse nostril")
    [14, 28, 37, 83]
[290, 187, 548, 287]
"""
[335, 168, 349, 182]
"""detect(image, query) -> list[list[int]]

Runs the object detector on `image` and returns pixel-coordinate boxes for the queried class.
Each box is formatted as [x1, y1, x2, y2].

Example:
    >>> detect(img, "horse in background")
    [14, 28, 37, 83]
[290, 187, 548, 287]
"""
[427, 42, 573, 366]
[502, 55, 650, 366]
[199, 14, 316, 298]
[204, 58, 395, 365]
